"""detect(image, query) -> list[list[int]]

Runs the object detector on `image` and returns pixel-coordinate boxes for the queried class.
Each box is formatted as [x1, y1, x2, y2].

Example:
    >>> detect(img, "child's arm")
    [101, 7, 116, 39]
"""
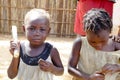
[38, 47, 64, 75]
[114, 40, 120, 50]
[111, 35, 120, 43]
[50, 47, 64, 75]
[68, 38, 90, 80]
[101, 63, 120, 75]
[109, 26, 120, 43]
[7, 41, 20, 79]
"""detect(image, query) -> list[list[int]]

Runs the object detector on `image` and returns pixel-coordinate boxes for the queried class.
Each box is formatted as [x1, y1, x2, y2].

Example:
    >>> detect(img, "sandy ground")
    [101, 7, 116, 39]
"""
[0, 34, 75, 80]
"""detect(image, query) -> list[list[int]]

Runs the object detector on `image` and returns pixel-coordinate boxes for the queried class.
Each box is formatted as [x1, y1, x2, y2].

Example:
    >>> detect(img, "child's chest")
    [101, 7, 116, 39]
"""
[25, 44, 45, 57]
[26, 48, 44, 57]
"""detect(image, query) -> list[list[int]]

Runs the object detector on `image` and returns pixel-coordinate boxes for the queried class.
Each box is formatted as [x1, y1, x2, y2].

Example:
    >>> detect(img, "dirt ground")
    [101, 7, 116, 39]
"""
[0, 34, 75, 80]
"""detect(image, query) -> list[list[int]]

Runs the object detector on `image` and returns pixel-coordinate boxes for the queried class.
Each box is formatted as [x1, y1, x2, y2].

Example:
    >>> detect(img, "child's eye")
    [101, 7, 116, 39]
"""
[28, 27, 35, 31]
[40, 29, 46, 31]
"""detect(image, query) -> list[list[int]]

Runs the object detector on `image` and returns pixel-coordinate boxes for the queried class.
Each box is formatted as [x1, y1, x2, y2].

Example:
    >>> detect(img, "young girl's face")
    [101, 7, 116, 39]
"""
[86, 30, 110, 50]
[24, 16, 50, 47]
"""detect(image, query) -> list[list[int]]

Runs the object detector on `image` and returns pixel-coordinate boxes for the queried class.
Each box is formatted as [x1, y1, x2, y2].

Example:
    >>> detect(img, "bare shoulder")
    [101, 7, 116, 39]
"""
[68, 37, 83, 67]
[50, 47, 59, 56]
[50, 46, 63, 67]
[71, 37, 83, 58]
[75, 37, 82, 43]
[50, 47, 60, 61]
[73, 37, 82, 50]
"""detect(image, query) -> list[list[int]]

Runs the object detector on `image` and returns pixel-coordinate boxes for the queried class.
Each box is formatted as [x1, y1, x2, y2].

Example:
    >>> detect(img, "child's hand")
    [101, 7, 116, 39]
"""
[111, 35, 120, 43]
[101, 63, 120, 75]
[9, 40, 20, 57]
[38, 59, 54, 72]
[89, 72, 105, 80]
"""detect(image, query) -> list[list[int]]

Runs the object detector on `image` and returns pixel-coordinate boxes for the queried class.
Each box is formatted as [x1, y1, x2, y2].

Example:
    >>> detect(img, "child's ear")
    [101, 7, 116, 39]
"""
[22, 25, 25, 32]
[48, 27, 51, 34]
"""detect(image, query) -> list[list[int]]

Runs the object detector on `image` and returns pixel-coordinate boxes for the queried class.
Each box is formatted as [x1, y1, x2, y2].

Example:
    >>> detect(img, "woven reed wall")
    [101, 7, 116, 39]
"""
[0, 0, 77, 37]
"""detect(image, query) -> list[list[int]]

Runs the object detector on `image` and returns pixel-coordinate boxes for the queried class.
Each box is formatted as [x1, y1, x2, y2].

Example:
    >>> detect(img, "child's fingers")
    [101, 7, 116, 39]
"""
[90, 73, 105, 80]
[102, 64, 120, 74]
[116, 38, 120, 42]
[9, 40, 20, 56]
[38, 59, 51, 67]
[10, 41, 16, 46]
[38, 59, 48, 71]
[101, 64, 111, 74]
[9, 41, 15, 54]
[10, 41, 20, 49]
[114, 36, 120, 43]
[38, 59, 44, 63]
[38, 59, 47, 66]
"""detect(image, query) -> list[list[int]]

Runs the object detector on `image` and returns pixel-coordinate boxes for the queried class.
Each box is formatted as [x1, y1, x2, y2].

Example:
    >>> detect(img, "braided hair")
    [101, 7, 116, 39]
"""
[83, 8, 112, 34]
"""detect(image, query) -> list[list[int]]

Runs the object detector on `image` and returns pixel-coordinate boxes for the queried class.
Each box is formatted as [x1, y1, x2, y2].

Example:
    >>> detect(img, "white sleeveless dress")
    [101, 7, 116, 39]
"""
[73, 37, 120, 80]
[16, 56, 53, 80]
[14, 42, 54, 80]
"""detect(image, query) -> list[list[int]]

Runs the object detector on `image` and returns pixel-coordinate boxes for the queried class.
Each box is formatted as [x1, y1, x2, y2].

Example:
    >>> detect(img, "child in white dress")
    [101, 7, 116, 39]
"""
[68, 8, 120, 80]
[7, 8, 64, 80]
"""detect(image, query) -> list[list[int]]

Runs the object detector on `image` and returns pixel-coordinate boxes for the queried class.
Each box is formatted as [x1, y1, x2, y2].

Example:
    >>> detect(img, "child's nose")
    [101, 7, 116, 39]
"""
[34, 29, 41, 35]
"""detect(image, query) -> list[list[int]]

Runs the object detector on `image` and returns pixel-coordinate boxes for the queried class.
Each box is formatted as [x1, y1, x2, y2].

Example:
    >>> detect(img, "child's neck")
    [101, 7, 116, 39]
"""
[25, 42, 45, 57]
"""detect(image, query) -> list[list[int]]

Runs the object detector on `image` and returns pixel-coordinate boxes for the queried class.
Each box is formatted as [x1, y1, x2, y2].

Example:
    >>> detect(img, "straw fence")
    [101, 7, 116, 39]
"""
[0, 0, 77, 37]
